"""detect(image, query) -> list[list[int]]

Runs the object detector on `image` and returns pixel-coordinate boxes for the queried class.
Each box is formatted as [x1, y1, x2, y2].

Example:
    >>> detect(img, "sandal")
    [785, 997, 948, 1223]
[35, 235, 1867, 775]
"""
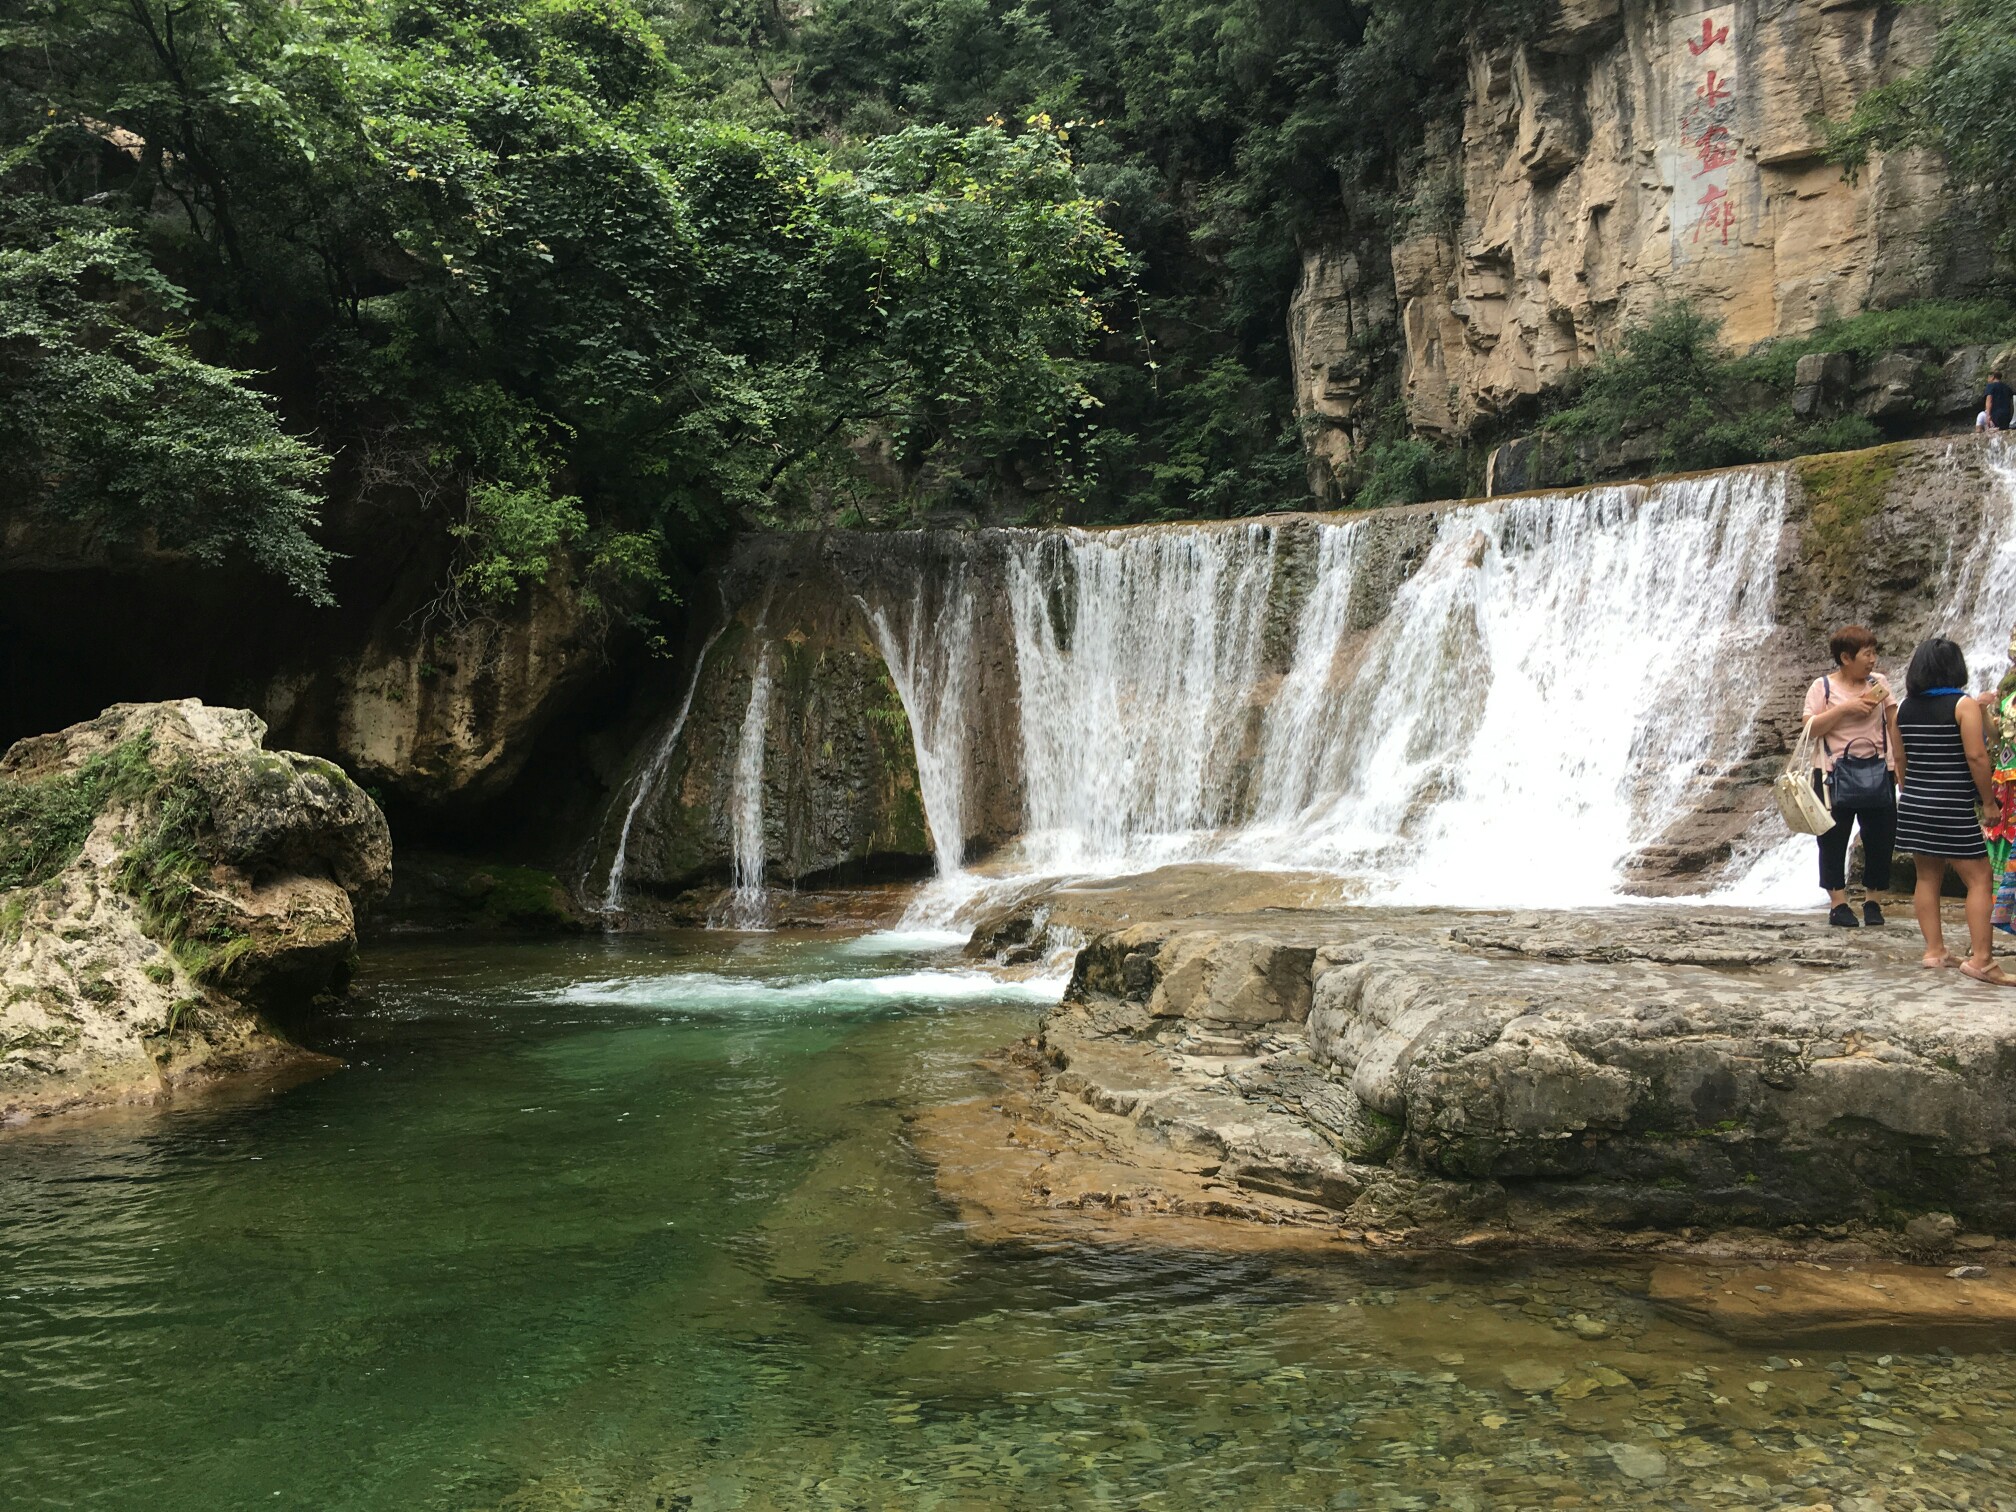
[1958, 961, 2016, 986]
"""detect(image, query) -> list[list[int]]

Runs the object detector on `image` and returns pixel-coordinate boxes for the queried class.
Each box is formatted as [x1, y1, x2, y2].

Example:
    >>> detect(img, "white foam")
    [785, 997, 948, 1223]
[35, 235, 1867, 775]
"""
[551, 968, 1067, 1013]
[834, 929, 972, 956]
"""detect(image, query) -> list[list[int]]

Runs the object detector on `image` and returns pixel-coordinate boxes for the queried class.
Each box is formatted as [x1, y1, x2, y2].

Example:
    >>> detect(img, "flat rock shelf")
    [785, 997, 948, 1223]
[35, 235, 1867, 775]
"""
[924, 898, 2016, 1285]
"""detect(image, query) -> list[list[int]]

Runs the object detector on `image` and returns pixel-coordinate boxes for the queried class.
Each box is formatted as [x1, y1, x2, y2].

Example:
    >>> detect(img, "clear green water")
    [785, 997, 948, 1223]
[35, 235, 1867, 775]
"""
[4, 932, 2014, 1512]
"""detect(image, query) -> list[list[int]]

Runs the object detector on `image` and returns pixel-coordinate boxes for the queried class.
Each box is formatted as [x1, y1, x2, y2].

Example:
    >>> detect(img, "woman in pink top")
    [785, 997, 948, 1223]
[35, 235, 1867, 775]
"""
[1804, 625, 1901, 927]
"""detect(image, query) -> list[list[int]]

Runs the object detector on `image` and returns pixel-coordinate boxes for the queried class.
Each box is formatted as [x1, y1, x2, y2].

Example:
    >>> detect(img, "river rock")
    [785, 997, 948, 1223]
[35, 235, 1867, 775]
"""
[934, 901, 2016, 1249]
[1, 700, 391, 1120]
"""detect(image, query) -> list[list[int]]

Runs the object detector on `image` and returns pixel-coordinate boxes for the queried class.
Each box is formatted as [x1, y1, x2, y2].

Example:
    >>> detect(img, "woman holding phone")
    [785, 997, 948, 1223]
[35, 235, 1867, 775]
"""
[1803, 626, 1898, 927]
[1895, 636, 2011, 983]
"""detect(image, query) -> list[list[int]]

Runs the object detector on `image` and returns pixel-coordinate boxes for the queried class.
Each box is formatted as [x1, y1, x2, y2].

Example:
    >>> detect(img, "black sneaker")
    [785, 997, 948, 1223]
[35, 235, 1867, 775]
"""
[1829, 904, 1861, 928]
[1863, 901, 1885, 927]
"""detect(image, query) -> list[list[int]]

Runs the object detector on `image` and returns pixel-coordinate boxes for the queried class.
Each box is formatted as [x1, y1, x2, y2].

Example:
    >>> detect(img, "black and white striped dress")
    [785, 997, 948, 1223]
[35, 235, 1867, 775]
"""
[1896, 693, 1988, 859]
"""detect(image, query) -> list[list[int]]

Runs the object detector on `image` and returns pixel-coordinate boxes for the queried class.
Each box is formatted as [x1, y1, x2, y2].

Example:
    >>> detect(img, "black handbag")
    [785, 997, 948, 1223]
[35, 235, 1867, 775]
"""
[1822, 677, 1895, 812]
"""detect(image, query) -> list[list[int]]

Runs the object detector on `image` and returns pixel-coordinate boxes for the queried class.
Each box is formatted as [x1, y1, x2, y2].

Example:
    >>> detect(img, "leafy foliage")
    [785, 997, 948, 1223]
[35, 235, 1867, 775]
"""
[1740, 300, 2016, 388]
[1545, 304, 1882, 477]
[1827, 0, 2016, 260]
[765, 0, 1544, 519]
[1, 0, 1126, 608]
[0, 214, 331, 598]
[1352, 429, 1472, 510]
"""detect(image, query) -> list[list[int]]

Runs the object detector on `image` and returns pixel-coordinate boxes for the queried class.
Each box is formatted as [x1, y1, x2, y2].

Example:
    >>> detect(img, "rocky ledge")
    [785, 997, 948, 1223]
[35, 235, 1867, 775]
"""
[923, 901, 2016, 1265]
[0, 700, 391, 1120]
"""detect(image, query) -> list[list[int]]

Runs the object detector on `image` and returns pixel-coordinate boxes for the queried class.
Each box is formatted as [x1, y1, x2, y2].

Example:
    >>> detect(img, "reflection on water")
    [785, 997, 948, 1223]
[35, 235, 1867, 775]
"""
[2, 933, 2012, 1511]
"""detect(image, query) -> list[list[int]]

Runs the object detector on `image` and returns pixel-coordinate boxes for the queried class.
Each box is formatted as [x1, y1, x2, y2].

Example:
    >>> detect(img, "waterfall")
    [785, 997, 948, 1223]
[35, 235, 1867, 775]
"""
[725, 648, 774, 929]
[1229, 471, 1785, 902]
[616, 443, 2016, 922]
[1000, 523, 1280, 871]
[876, 468, 1788, 916]
[597, 624, 727, 913]
[862, 565, 978, 876]
[1946, 438, 2016, 676]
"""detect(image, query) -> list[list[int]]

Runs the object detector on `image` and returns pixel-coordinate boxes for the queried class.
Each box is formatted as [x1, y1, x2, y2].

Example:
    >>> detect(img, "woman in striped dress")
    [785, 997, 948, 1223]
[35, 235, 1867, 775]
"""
[1896, 637, 2010, 983]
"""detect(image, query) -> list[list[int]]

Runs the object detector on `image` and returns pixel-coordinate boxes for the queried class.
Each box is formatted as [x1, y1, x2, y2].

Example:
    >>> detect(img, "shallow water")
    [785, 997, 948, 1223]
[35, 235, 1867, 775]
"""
[3, 933, 2014, 1512]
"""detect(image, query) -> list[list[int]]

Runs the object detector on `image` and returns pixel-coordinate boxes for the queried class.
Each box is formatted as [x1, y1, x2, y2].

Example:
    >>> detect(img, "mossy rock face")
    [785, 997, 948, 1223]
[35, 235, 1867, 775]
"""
[370, 852, 587, 934]
[471, 866, 582, 931]
[1794, 443, 1907, 595]
[617, 595, 937, 896]
[1, 699, 389, 1121]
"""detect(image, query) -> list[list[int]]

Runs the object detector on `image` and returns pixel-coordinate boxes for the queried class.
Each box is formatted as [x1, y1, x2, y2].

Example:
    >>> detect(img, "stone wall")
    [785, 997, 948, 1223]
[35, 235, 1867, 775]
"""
[1293, 0, 1972, 490]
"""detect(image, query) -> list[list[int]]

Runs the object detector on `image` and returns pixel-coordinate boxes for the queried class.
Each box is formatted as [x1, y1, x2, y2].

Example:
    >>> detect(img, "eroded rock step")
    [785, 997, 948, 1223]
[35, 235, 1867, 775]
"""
[925, 906, 2016, 1290]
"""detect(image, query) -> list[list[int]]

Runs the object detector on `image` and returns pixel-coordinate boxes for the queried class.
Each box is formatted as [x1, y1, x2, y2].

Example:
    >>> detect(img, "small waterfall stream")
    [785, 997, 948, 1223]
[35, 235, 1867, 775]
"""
[725, 647, 774, 929]
[863, 565, 979, 877]
[597, 624, 727, 913]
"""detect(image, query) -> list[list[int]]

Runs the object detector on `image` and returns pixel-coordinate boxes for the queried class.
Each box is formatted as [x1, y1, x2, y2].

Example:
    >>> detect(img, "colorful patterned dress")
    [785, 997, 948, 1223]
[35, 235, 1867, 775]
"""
[1991, 682, 2016, 932]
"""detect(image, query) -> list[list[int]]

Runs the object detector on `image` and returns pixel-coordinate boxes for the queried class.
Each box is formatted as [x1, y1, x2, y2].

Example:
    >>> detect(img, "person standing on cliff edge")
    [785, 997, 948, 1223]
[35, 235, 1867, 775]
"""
[1984, 370, 2014, 432]
[1804, 626, 1899, 927]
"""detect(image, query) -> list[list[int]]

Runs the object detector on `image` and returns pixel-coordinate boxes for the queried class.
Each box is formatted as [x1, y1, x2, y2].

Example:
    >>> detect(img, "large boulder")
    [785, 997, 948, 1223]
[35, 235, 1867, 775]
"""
[0, 700, 391, 1120]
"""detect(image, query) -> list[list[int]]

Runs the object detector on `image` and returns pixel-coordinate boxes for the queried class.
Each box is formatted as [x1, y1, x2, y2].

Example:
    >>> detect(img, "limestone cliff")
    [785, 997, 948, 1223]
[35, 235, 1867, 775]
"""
[0, 701, 391, 1120]
[1293, 0, 1971, 487]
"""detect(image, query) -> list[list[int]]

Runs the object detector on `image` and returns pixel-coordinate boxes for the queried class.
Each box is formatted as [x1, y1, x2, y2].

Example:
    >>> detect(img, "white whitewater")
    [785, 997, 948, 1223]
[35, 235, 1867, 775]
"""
[1946, 439, 2016, 675]
[1002, 523, 1280, 871]
[725, 647, 775, 929]
[897, 467, 1789, 919]
[1230, 471, 1785, 903]
[862, 566, 979, 876]
[597, 623, 727, 913]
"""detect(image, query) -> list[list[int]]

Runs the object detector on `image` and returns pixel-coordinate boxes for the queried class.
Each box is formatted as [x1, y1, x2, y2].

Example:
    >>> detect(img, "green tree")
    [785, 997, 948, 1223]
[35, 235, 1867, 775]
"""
[1, 0, 1125, 608]
[1827, 0, 2016, 260]
[0, 211, 331, 598]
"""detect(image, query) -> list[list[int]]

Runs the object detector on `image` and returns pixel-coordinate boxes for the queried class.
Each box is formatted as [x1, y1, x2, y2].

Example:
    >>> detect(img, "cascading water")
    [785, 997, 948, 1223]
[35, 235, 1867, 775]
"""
[891, 467, 1789, 916]
[1946, 439, 2016, 674]
[619, 440, 2016, 926]
[1001, 523, 1280, 871]
[596, 623, 727, 913]
[862, 565, 979, 877]
[725, 648, 775, 929]
[1226, 469, 1786, 902]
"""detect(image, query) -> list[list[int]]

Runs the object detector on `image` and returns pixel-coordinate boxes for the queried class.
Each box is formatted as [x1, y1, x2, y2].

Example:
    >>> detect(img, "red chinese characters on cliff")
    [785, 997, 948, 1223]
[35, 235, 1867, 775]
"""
[1678, 9, 1740, 250]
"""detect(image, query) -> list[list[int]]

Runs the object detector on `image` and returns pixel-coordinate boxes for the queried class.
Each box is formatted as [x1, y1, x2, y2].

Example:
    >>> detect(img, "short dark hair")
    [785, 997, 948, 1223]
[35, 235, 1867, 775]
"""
[1905, 636, 1969, 696]
[1996, 371, 2007, 380]
[1829, 625, 1877, 665]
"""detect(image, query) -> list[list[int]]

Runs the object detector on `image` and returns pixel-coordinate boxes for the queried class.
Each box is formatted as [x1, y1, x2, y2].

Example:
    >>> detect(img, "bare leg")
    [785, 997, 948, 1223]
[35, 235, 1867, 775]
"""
[1958, 856, 1997, 971]
[1915, 856, 1952, 966]
[1828, 887, 1848, 908]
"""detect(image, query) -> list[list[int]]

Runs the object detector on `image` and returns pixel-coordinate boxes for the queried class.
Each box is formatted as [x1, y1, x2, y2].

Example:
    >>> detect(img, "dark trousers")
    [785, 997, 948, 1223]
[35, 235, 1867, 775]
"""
[1813, 771, 1895, 891]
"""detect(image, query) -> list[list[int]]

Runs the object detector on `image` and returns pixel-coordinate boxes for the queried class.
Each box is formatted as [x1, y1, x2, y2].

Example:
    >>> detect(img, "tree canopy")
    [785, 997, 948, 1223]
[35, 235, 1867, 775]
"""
[1, 0, 1126, 605]
[2, 0, 1568, 614]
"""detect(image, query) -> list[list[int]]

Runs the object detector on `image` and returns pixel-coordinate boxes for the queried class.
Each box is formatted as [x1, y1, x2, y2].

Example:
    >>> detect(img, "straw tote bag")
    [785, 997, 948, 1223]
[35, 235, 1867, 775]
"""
[1774, 720, 1835, 836]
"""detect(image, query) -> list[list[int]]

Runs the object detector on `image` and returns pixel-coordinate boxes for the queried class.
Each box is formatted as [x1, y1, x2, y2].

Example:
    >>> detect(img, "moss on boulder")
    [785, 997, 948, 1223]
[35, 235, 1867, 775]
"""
[0, 700, 391, 1121]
